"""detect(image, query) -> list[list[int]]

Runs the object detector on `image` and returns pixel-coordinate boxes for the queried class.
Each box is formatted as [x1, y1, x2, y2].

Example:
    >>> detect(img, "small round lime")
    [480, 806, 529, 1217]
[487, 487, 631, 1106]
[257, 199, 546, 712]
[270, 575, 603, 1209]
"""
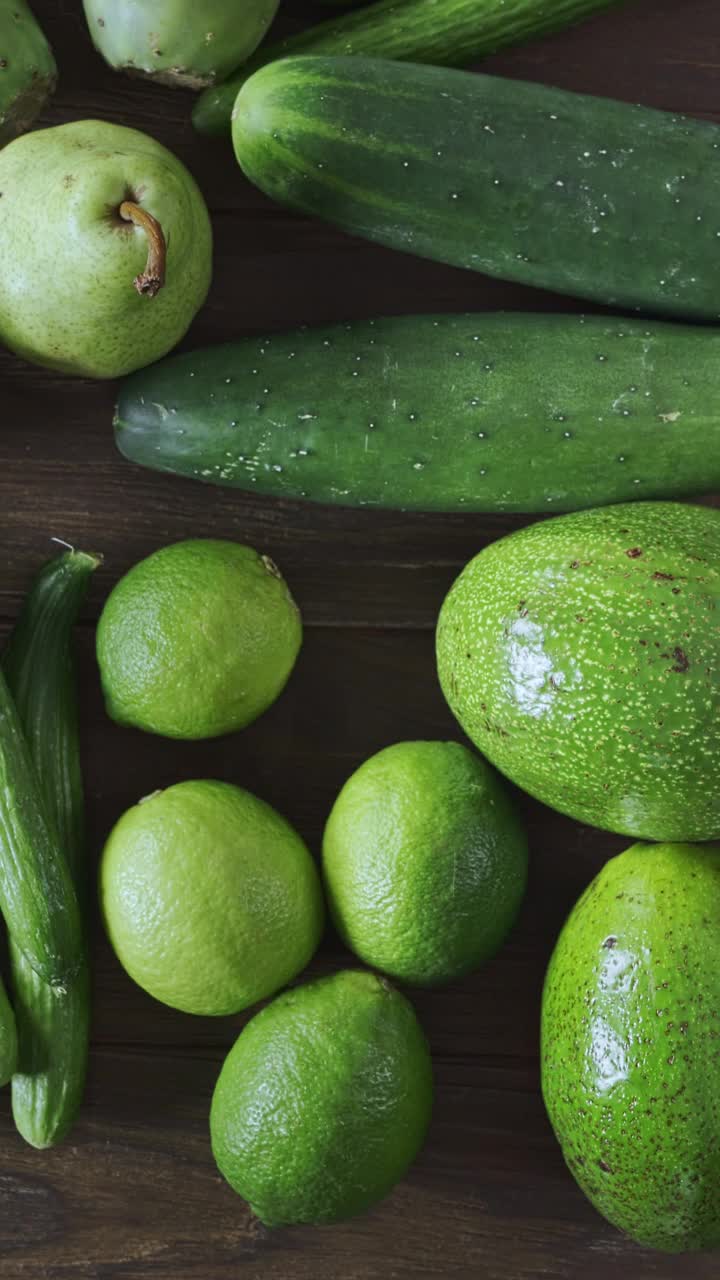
[323, 740, 528, 985]
[100, 780, 324, 1016]
[210, 969, 432, 1225]
[96, 539, 302, 739]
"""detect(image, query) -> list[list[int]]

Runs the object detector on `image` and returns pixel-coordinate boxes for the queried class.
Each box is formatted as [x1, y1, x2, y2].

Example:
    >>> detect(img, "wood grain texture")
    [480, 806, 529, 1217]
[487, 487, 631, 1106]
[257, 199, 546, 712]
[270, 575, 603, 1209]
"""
[0, 0, 718, 1275]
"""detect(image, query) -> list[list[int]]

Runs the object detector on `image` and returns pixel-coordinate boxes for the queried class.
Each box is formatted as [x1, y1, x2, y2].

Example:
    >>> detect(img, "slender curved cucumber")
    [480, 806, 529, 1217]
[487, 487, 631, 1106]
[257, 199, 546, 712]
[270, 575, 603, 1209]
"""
[0, 974, 17, 1086]
[0, 0, 57, 148]
[115, 312, 720, 513]
[193, 0, 627, 135]
[0, 660, 82, 987]
[233, 56, 720, 321]
[5, 549, 99, 1147]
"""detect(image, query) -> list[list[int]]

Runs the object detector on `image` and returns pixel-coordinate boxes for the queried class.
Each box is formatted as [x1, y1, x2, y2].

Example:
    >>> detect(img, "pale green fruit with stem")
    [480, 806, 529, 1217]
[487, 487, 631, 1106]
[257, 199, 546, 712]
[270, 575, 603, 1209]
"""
[0, 120, 212, 378]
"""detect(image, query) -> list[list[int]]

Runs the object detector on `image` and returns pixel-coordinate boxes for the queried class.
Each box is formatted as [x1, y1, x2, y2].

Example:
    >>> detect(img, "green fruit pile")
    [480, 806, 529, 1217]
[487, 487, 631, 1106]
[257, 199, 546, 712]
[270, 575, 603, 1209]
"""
[2, 0, 720, 1260]
[96, 538, 527, 1226]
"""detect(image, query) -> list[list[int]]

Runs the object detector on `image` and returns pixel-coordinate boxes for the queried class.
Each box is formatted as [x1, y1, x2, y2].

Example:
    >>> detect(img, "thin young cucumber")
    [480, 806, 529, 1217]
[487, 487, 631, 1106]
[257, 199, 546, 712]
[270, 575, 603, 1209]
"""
[232, 56, 720, 321]
[0, 663, 82, 988]
[0, 973, 17, 1086]
[4, 549, 99, 1147]
[115, 312, 720, 513]
[193, 0, 627, 136]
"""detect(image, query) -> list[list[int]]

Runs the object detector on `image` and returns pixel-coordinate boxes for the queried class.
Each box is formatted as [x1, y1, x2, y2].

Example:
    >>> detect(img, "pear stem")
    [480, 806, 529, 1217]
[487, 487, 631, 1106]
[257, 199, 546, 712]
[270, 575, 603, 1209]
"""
[119, 201, 167, 298]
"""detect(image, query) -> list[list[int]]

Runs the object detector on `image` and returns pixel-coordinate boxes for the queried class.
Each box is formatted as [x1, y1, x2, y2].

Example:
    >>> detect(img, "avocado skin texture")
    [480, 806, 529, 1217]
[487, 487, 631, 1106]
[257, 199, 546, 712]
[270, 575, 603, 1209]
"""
[542, 841, 720, 1251]
[436, 501, 720, 841]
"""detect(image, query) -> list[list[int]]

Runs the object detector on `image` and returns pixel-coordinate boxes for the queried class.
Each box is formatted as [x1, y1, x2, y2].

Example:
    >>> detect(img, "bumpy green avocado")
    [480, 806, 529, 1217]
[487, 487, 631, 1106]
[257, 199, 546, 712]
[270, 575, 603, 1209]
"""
[83, 0, 281, 89]
[542, 841, 720, 1252]
[0, 1, 56, 148]
[436, 502, 720, 842]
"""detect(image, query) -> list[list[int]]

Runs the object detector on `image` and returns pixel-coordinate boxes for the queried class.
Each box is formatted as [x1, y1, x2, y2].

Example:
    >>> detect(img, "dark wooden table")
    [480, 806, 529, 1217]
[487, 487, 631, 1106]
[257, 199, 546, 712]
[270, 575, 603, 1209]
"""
[1, 1, 718, 1275]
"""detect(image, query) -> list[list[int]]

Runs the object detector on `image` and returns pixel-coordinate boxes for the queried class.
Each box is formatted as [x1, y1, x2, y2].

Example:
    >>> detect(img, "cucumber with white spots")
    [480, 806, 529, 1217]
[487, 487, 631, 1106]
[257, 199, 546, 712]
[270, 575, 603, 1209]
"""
[232, 56, 720, 320]
[116, 312, 720, 512]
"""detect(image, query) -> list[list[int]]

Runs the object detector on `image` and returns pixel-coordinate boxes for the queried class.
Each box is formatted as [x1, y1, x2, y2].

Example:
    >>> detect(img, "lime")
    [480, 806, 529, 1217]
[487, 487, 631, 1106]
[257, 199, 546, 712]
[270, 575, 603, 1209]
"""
[100, 780, 324, 1016]
[323, 740, 527, 985]
[210, 969, 432, 1225]
[96, 539, 302, 739]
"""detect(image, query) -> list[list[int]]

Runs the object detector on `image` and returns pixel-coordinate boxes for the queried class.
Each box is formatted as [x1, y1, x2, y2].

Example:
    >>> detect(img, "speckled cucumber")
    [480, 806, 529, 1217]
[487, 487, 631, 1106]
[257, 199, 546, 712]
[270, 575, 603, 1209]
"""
[5, 549, 99, 1147]
[542, 841, 720, 1252]
[0, 0, 56, 147]
[115, 313, 720, 512]
[83, 0, 281, 89]
[194, 0, 625, 135]
[436, 501, 720, 842]
[233, 56, 720, 320]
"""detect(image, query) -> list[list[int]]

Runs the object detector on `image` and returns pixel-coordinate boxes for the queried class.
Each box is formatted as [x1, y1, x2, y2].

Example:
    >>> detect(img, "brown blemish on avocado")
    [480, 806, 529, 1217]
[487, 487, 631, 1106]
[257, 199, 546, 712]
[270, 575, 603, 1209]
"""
[671, 647, 690, 673]
[626, 548, 643, 558]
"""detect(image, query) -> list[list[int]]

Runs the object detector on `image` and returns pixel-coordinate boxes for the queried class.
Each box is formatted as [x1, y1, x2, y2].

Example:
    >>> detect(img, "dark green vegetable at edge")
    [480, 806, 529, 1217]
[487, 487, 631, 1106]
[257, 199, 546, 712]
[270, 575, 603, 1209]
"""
[232, 57, 720, 321]
[0, 661, 82, 988]
[5, 548, 100, 1146]
[193, 0, 628, 136]
[0, 0, 57, 148]
[115, 313, 720, 513]
[0, 974, 17, 1086]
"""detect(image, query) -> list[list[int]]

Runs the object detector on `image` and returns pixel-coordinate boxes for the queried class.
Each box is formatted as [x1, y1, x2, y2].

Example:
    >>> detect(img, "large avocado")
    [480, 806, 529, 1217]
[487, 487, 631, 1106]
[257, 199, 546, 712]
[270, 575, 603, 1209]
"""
[436, 502, 720, 841]
[541, 841, 720, 1251]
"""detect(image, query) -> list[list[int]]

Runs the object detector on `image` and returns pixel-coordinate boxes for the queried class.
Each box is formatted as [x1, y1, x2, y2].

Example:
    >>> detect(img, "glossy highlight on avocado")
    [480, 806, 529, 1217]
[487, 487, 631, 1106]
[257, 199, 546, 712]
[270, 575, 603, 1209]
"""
[542, 841, 720, 1252]
[436, 501, 720, 841]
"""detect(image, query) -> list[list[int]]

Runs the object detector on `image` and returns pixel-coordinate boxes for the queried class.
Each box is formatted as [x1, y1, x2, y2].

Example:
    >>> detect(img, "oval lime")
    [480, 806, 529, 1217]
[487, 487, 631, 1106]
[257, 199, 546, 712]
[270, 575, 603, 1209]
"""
[100, 780, 324, 1016]
[210, 969, 433, 1225]
[96, 539, 302, 739]
[323, 740, 527, 985]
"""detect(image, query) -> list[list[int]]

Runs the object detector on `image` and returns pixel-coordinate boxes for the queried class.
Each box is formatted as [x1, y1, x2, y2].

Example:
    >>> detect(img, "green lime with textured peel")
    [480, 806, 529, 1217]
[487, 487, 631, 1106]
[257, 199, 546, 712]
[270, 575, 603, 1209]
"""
[323, 740, 527, 985]
[97, 539, 302, 740]
[100, 780, 324, 1016]
[211, 969, 433, 1225]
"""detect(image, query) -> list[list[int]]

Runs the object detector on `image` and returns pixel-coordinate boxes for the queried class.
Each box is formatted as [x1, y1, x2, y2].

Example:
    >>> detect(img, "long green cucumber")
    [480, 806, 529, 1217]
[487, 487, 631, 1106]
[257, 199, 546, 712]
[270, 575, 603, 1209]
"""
[115, 313, 720, 513]
[0, 653, 82, 987]
[193, 0, 628, 136]
[0, 974, 17, 1086]
[4, 549, 99, 1147]
[233, 57, 720, 321]
[0, 1, 57, 147]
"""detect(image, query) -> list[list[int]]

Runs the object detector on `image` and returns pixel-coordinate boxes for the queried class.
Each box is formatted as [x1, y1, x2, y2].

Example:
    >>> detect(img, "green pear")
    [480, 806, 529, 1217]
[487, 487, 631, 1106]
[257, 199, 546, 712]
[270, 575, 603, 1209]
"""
[83, 0, 281, 90]
[0, 120, 212, 378]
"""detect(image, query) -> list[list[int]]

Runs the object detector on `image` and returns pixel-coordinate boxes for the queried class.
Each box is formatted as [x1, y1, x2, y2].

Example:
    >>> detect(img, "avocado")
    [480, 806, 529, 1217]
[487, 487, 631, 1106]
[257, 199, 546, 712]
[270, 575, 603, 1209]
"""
[541, 841, 720, 1251]
[436, 501, 720, 842]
